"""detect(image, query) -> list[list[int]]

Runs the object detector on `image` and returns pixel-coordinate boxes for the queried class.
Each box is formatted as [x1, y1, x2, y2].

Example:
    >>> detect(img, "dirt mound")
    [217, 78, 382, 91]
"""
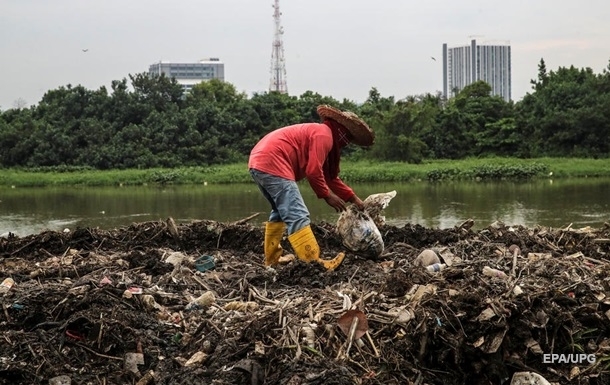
[1, 219, 609, 385]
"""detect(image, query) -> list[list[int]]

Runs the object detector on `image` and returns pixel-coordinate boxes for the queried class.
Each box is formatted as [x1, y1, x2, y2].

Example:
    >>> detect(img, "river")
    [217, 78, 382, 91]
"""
[1, 178, 609, 237]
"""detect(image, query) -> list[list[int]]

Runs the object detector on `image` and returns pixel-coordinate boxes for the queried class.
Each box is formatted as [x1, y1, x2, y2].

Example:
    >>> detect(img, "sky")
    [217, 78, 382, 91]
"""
[1, 0, 609, 109]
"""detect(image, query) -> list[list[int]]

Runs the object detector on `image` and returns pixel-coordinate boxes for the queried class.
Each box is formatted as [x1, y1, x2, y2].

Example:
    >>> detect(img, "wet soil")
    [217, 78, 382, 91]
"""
[1, 218, 609, 385]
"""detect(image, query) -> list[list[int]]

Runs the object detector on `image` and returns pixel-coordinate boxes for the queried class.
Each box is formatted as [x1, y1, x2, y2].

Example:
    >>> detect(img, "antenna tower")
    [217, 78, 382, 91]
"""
[269, 0, 288, 94]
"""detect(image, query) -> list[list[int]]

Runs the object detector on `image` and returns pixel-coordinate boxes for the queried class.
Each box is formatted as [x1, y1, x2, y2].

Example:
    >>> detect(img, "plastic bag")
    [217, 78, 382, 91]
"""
[336, 191, 397, 259]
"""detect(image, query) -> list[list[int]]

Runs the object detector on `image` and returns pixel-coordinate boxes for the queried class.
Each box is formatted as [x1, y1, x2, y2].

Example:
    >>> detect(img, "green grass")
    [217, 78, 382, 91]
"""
[338, 157, 610, 182]
[1, 158, 609, 187]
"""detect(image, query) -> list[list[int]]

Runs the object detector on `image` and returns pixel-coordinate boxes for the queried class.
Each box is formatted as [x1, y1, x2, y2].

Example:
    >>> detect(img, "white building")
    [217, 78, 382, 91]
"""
[442, 40, 511, 102]
[148, 58, 225, 92]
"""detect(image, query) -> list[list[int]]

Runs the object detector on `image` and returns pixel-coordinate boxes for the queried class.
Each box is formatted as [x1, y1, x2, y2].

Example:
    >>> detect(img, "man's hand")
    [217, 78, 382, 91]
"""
[324, 192, 347, 212]
[349, 195, 365, 211]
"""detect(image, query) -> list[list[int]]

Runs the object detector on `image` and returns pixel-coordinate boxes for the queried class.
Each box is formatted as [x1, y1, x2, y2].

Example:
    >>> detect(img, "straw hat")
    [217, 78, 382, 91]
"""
[316, 105, 374, 147]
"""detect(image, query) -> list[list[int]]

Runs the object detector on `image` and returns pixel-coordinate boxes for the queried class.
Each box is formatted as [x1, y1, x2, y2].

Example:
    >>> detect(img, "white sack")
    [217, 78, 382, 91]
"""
[336, 191, 397, 259]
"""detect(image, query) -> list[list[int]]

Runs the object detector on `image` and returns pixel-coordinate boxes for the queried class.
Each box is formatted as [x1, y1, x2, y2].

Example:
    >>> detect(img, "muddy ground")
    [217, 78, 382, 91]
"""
[0, 218, 609, 385]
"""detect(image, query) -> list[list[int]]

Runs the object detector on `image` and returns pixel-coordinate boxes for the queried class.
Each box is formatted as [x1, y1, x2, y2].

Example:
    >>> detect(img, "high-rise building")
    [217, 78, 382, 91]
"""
[442, 40, 511, 102]
[148, 58, 225, 92]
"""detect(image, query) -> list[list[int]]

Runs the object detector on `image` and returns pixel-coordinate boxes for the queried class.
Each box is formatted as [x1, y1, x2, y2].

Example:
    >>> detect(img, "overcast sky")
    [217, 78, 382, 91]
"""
[1, 0, 609, 109]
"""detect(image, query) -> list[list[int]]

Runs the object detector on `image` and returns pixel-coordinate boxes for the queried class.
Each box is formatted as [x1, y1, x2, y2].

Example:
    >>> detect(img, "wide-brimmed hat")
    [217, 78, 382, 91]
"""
[316, 105, 374, 147]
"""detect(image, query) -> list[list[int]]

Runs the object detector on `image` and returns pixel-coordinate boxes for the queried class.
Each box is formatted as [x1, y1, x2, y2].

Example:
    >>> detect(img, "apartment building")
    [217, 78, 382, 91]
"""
[442, 40, 511, 101]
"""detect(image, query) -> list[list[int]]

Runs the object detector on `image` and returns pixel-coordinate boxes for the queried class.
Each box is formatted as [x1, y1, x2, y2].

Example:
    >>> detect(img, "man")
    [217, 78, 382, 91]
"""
[248, 105, 374, 270]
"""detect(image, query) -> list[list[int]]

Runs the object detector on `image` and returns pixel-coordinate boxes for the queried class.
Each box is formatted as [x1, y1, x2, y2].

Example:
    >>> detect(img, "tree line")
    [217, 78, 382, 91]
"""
[1, 59, 609, 169]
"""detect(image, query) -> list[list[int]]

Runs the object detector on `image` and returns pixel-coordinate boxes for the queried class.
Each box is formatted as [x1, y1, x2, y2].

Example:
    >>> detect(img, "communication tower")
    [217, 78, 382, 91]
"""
[269, 0, 288, 94]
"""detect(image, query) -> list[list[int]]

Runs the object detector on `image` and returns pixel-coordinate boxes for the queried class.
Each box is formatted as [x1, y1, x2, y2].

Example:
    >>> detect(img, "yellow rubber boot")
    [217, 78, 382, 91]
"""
[288, 225, 346, 271]
[264, 222, 295, 266]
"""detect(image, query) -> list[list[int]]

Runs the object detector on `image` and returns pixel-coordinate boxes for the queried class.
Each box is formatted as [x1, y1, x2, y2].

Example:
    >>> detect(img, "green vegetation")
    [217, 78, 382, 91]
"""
[1, 158, 609, 187]
[1, 59, 609, 172]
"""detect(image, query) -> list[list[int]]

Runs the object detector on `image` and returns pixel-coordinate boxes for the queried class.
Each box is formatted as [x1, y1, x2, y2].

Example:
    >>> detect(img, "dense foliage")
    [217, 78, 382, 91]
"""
[1, 59, 609, 169]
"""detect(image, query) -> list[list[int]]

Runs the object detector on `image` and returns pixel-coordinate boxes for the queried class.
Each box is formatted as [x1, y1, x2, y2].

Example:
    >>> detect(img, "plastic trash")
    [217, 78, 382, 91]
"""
[185, 351, 209, 367]
[186, 291, 215, 310]
[426, 263, 447, 273]
[135, 371, 156, 385]
[224, 301, 259, 312]
[141, 295, 163, 311]
[49, 375, 71, 385]
[513, 285, 524, 296]
[195, 255, 215, 272]
[0, 278, 15, 294]
[414, 249, 441, 267]
[482, 266, 508, 279]
[124, 352, 145, 375]
[510, 371, 551, 385]
[432, 247, 461, 266]
[165, 251, 186, 266]
[336, 191, 397, 259]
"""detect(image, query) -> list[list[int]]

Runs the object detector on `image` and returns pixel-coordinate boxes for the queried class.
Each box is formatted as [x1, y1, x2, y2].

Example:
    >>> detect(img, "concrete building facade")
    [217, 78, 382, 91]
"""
[148, 58, 225, 92]
[442, 40, 511, 102]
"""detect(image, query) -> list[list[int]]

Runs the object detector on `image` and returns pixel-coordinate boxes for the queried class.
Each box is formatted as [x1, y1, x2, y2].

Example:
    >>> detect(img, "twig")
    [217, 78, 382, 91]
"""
[352, 291, 377, 308]
[97, 314, 104, 349]
[286, 326, 302, 361]
[216, 230, 223, 248]
[302, 345, 324, 357]
[10, 239, 37, 256]
[584, 256, 607, 265]
[365, 331, 380, 357]
[231, 212, 260, 225]
[249, 287, 279, 305]
[192, 275, 213, 291]
[348, 267, 359, 284]
[75, 343, 123, 360]
[438, 303, 467, 338]
[510, 248, 518, 278]
[345, 316, 359, 357]
[205, 319, 224, 336]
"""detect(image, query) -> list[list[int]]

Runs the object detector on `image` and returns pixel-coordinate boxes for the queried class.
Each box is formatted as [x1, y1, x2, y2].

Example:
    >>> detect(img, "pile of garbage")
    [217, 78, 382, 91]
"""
[1, 218, 609, 384]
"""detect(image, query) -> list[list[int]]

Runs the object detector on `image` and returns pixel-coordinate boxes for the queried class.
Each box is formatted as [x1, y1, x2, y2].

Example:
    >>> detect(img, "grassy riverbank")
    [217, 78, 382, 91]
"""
[1, 157, 609, 187]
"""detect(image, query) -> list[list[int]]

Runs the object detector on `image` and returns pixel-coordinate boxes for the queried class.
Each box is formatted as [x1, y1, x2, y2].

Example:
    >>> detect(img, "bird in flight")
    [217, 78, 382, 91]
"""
[82, 49, 89, 52]
[431, 56, 436, 61]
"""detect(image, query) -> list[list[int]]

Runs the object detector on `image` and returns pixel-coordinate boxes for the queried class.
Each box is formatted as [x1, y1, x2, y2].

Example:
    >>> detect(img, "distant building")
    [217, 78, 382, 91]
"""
[148, 58, 225, 92]
[442, 40, 511, 102]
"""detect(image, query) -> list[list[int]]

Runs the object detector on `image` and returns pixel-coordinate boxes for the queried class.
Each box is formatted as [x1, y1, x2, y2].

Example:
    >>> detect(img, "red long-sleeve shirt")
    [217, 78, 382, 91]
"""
[248, 122, 355, 201]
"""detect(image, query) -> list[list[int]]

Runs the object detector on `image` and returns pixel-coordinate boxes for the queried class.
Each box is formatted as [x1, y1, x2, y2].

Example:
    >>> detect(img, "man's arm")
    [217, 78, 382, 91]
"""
[327, 177, 364, 210]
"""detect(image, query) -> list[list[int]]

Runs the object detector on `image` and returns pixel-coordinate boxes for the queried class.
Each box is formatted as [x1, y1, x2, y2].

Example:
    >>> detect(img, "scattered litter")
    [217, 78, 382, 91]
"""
[224, 301, 258, 312]
[0, 218, 608, 384]
[414, 249, 440, 267]
[184, 351, 208, 367]
[48, 375, 71, 385]
[425, 263, 447, 273]
[510, 371, 551, 385]
[124, 352, 145, 375]
[195, 255, 216, 272]
[185, 291, 216, 310]
[482, 266, 509, 279]
[0, 278, 15, 294]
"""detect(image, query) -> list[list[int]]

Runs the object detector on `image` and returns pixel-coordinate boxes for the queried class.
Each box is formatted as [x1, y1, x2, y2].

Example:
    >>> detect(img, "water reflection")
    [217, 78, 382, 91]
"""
[0, 178, 608, 237]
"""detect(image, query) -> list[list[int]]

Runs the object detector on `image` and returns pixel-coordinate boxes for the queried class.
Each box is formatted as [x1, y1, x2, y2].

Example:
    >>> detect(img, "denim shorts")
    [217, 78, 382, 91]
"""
[249, 168, 310, 235]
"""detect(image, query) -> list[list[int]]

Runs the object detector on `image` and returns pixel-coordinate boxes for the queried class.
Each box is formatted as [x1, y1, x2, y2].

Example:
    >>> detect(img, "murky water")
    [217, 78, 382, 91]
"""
[1, 178, 609, 237]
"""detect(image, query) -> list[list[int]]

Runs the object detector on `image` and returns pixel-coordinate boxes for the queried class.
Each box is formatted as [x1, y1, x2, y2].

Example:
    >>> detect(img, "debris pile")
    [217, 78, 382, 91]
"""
[1, 219, 609, 384]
